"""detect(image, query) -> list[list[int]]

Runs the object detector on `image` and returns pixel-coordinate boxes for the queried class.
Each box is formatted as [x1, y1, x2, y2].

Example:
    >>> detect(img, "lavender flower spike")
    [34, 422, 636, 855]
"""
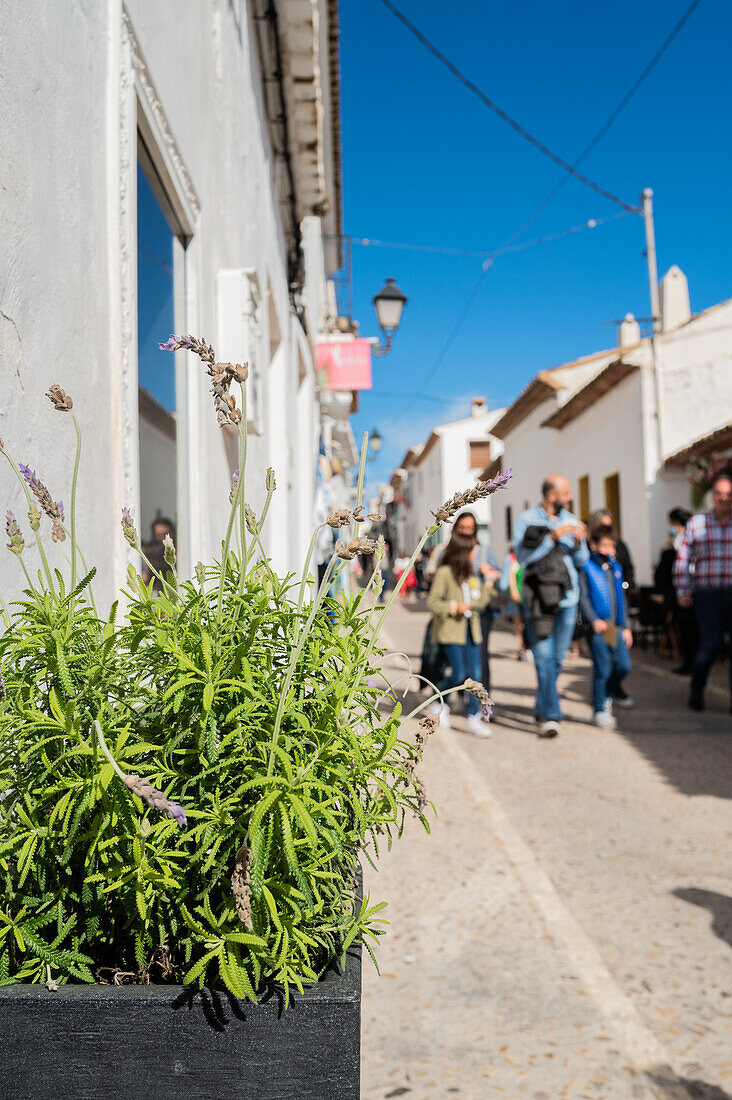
[123, 774, 188, 827]
[158, 334, 194, 352]
[19, 464, 62, 521]
[121, 507, 138, 548]
[162, 533, 176, 567]
[5, 512, 24, 556]
[229, 469, 240, 505]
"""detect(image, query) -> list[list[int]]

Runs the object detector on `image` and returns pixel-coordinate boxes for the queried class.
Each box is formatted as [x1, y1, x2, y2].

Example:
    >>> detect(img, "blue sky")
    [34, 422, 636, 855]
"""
[340, 0, 731, 492]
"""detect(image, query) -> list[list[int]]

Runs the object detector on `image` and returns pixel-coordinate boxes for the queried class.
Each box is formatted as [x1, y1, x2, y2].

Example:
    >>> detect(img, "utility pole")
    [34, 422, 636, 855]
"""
[642, 188, 661, 333]
[641, 187, 664, 462]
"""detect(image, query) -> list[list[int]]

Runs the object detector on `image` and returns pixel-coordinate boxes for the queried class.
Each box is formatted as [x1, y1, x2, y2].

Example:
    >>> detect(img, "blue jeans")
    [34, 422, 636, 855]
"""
[691, 587, 732, 695]
[588, 631, 631, 713]
[523, 603, 577, 721]
[442, 635, 482, 716]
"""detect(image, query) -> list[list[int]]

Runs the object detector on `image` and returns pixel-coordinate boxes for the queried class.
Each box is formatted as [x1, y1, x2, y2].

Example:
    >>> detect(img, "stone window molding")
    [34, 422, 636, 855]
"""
[114, 7, 202, 585]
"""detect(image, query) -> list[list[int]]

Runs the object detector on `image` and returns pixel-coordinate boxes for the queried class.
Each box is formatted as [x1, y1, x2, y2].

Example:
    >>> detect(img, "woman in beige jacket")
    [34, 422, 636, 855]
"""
[427, 530, 494, 736]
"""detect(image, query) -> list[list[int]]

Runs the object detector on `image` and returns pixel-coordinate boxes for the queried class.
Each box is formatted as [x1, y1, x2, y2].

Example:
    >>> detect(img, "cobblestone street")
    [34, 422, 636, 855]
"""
[361, 598, 732, 1100]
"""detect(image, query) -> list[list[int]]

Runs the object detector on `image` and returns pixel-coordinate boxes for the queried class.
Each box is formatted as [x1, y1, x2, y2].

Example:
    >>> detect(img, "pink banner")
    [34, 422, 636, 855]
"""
[316, 338, 373, 392]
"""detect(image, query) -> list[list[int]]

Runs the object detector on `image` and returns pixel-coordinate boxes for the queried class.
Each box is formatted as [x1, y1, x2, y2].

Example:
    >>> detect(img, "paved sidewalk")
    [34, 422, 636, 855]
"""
[361, 599, 732, 1100]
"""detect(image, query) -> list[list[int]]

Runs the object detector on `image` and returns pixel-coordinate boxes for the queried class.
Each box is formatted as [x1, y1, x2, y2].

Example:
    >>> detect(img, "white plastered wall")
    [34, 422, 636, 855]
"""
[0, 0, 325, 613]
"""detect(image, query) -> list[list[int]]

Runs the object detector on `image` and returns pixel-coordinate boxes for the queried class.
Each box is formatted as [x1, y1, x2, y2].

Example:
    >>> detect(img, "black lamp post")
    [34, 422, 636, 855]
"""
[372, 278, 407, 356]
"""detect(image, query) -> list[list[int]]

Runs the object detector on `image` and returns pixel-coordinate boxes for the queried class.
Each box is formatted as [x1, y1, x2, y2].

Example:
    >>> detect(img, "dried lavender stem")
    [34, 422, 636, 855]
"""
[244, 486, 275, 566]
[295, 525, 326, 631]
[131, 544, 175, 599]
[243, 486, 276, 576]
[218, 399, 247, 617]
[69, 415, 82, 591]
[266, 551, 339, 778]
[352, 432, 369, 541]
[93, 720, 127, 782]
[404, 683, 475, 722]
[343, 524, 437, 714]
[17, 554, 36, 594]
[237, 383, 249, 592]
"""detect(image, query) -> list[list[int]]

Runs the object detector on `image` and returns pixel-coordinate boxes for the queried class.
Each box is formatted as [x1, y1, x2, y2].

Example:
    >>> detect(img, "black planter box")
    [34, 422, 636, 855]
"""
[0, 948, 360, 1100]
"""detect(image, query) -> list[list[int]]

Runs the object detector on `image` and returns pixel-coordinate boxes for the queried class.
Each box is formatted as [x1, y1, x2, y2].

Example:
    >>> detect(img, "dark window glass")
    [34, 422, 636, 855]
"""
[137, 161, 175, 411]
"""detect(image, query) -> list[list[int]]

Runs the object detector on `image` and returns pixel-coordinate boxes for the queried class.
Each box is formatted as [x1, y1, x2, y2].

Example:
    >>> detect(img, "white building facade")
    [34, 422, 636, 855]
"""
[390, 399, 505, 556]
[488, 267, 732, 584]
[0, 0, 344, 609]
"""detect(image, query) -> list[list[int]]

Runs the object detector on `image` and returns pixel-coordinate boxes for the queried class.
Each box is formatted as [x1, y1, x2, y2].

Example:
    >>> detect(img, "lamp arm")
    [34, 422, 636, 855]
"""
[371, 331, 394, 357]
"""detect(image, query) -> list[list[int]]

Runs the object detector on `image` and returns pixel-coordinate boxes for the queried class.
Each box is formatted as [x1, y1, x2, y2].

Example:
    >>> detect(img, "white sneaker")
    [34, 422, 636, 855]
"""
[429, 701, 451, 729]
[603, 699, 618, 727]
[593, 710, 616, 729]
[539, 719, 561, 738]
[614, 694, 634, 709]
[466, 713, 491, 739]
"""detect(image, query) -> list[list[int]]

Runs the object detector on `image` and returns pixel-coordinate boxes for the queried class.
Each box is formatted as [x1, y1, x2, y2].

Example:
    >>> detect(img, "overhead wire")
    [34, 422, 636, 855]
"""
[486, 0, 705, 240]
[340, 209, 631, 259]
[377, 0, 639, 214]
[400, 0, 703, 393]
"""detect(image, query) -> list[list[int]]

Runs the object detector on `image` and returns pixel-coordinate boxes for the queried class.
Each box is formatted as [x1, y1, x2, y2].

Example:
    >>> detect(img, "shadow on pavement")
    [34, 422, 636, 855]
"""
[648, 1070, 732, 1098]
[555, 661, 732, 801]
[673, 888, 732, 953]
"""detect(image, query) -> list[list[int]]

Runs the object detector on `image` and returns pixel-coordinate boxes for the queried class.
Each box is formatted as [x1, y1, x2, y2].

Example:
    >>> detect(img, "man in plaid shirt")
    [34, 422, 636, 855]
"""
[674, 471, 732, 711]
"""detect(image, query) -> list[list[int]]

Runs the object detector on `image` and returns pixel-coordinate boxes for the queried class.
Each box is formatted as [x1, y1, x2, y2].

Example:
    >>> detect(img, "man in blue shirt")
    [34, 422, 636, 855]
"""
[513, 475, 589, 737]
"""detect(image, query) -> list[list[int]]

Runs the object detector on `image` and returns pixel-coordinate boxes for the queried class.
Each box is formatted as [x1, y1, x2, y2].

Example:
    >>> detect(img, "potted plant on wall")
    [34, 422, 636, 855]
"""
[0, 338, 511, 1099]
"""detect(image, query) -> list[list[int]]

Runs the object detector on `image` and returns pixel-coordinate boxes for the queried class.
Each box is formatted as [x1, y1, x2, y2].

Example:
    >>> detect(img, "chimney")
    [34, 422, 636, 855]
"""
[618, 312, 641, 347]
[471, 397, 487, 416]
[660, 265, 690, 331]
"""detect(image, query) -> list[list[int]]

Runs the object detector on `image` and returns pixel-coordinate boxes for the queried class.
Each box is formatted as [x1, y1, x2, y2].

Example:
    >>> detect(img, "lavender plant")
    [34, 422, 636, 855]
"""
[0, 341, 511, 1002]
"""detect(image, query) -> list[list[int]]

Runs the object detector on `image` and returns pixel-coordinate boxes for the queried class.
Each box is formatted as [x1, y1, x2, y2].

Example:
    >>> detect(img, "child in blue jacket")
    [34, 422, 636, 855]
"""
[579, 524, 633, 728]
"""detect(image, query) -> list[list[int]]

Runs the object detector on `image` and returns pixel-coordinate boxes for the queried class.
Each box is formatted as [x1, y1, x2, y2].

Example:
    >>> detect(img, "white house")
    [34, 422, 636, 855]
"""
[486, 266, 732, 584]
[389, 398, 505, 556]
[0, 0, 346, 610]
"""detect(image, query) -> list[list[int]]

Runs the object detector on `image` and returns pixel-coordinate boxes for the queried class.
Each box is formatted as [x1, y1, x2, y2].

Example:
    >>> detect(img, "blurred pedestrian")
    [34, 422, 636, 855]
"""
[393, 553, 417, 600]
[654, 506, 698, 674]
[588, 509, 634, 704]
[674, 471, 732, 712]
[514, 475, 589, 738]
[579, 523, 633, 728]
[588, 509, 635, 590]
[499, 544, 528, 659]
[427, 530, 495, 738]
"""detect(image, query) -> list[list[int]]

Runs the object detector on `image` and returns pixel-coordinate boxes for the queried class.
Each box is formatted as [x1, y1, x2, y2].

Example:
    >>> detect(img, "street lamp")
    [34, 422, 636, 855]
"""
[372, 278, 407, 356]
[366, 428, 382, 463]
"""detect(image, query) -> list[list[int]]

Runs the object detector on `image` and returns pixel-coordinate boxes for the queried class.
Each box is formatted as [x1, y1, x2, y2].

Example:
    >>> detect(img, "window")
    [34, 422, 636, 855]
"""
[137, 139, 185, 545]
[505, 504, 513, 542]
[604, 473, 621, 532]
[578, 475, 590, 523]
[468, 440, 491, 470]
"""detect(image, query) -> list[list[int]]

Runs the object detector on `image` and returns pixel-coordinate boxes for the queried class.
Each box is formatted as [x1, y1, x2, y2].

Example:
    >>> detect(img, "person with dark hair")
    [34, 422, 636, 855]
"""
[427, 527, 495, 737]
[674, 471, 732, 712]
[654, 506, 697, 674]
[513, 475, 589, 738]
[579, 523, 633, 728]
[151, 516, 176, 545]
[588, 509, 635, 590]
